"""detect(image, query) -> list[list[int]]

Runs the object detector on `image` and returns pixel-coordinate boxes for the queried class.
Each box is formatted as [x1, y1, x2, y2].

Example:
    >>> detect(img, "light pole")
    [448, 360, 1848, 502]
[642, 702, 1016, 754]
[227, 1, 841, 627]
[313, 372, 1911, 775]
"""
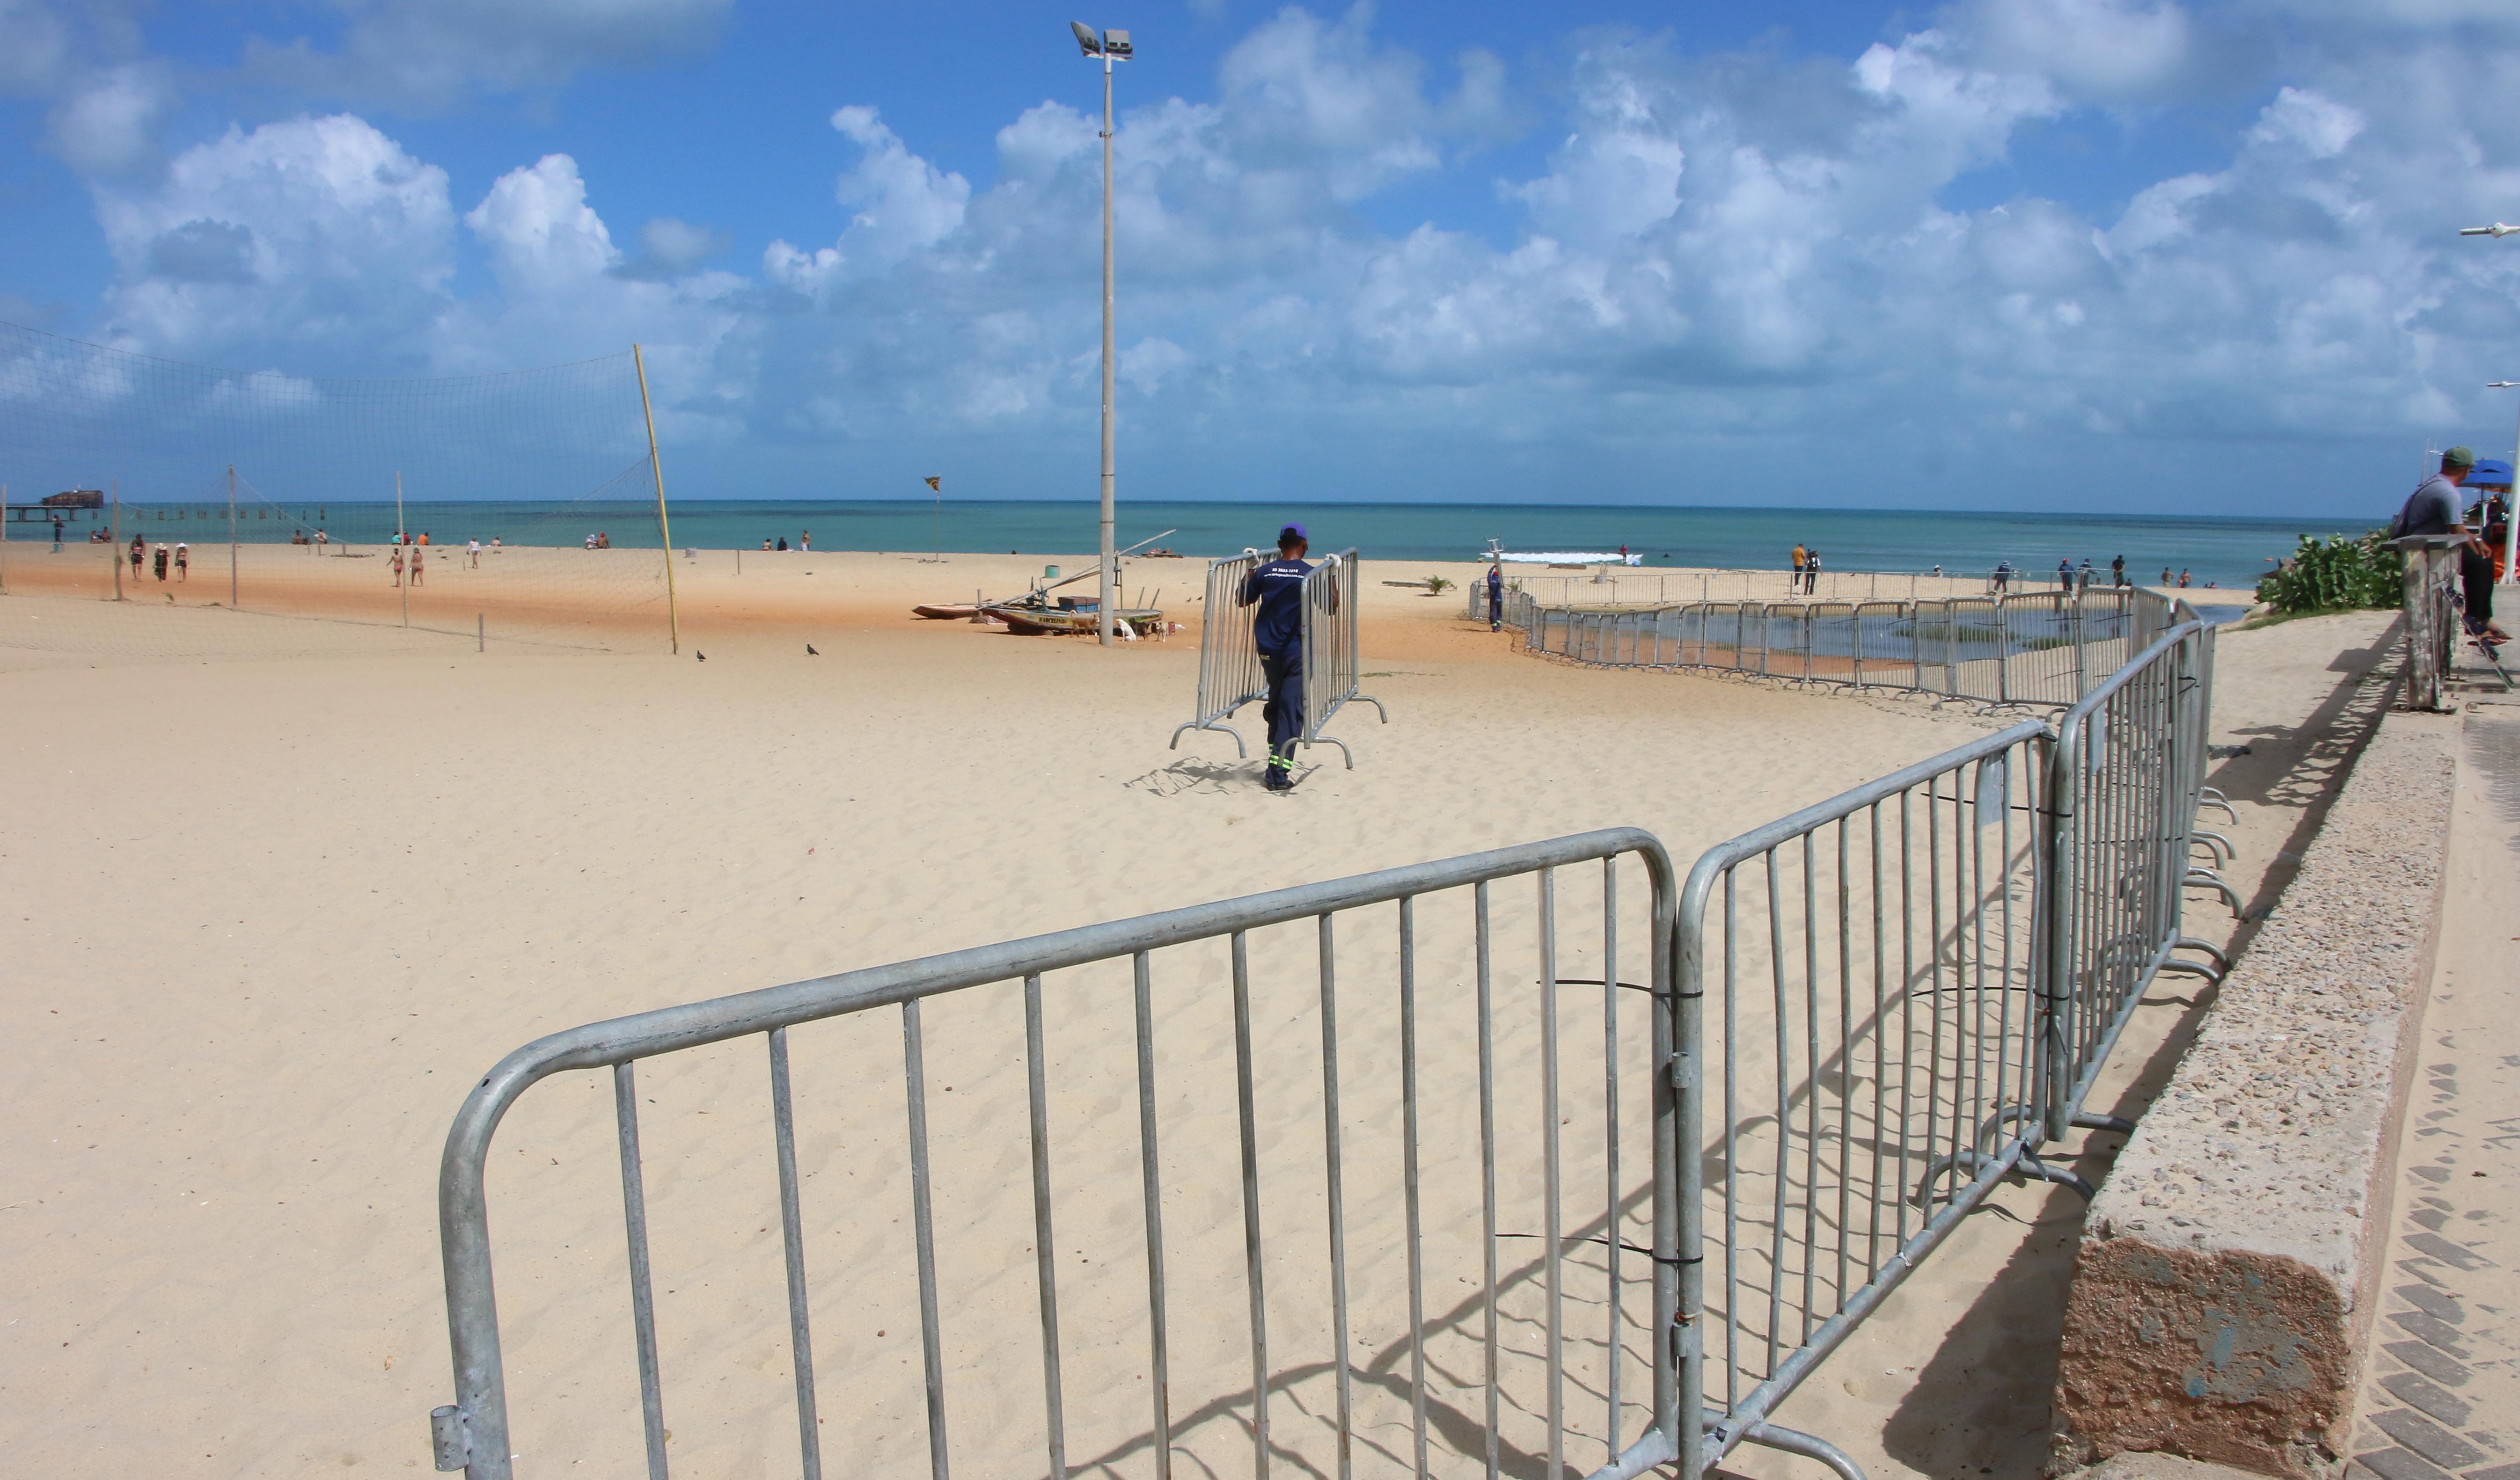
[1073, 21, 1131, 646]
[2489, 382, 2520, 583]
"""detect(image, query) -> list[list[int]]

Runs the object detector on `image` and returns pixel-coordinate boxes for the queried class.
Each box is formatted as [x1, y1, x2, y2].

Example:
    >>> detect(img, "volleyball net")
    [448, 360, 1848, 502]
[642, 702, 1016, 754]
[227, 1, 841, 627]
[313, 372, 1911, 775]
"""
[0, 322, 676, 660]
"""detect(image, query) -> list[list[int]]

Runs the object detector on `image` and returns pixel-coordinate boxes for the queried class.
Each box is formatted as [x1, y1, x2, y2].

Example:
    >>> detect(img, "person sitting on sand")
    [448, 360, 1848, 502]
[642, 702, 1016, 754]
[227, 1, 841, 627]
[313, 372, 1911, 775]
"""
[777, 536, 789, 551]
[762, 538, 773, 551]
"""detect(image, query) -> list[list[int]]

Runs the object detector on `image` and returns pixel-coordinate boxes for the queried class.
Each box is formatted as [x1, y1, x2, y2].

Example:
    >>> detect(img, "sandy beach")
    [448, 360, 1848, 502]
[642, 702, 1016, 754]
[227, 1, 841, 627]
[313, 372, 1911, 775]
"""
[0, 554, 2378, 1479]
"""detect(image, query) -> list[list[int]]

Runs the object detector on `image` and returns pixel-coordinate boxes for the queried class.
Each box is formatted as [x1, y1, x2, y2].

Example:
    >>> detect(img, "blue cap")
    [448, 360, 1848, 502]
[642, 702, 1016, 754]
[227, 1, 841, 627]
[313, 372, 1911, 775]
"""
[1279, 524, 1307, 545]
[2467, 459, 2513, 488]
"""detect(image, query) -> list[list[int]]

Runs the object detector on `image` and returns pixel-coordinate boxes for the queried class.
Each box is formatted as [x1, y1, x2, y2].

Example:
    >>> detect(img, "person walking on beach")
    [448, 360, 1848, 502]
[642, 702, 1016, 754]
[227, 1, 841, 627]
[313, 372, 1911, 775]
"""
[2111, 554, 2126, 587]
[129, 534, 146, 580]
[2177, 569, 2190, 588]
[2077, 557, 2094, 592]
[52, 517, 63, 550]
[1992, 560, 2011, 594]
[1804, 548, 1822, 594]
[153, 543, 168, 582]
[801, 531, 812, 552]
[174, 542, 188, 582]
[1241, 524, 1319, 792]
[410, 540, 425, 586]
[468, 538, 480, 569]
[390, 546, 405, 586]
[1791, 543, 1807, 592]
[1487, 559, 1504, 630]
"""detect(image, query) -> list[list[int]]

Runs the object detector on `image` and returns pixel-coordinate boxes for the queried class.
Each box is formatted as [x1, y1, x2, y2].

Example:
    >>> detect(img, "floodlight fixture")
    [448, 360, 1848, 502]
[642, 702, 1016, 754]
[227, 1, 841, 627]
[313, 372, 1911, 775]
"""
[2493, 381, 2518, 388]
[1102, 28, 1132, 58]
[1072, 21, 1102, 56]
[2459, 222, 2519, 237]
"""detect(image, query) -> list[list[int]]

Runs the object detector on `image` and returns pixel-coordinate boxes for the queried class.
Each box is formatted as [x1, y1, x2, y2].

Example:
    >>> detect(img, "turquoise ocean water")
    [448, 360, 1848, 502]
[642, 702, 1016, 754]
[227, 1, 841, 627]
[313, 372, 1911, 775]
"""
[21, 499, 2379, 591]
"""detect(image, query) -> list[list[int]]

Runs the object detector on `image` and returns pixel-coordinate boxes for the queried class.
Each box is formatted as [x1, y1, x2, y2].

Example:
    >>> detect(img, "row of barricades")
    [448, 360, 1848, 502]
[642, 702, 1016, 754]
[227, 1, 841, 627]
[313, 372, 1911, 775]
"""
[428, 610, 2226, 1480]
[1494, 588, 2175, 709]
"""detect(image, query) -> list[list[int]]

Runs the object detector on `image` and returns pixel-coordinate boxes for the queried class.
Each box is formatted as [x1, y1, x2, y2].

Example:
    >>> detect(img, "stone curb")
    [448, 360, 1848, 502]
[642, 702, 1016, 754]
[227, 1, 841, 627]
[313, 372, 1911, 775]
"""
[2051, 711, 2459, 1478]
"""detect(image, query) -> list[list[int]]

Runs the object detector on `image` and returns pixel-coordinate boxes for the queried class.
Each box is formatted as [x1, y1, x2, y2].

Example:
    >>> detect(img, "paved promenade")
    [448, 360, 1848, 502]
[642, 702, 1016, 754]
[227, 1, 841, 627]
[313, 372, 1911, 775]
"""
[2346, 700, 2520, 1480]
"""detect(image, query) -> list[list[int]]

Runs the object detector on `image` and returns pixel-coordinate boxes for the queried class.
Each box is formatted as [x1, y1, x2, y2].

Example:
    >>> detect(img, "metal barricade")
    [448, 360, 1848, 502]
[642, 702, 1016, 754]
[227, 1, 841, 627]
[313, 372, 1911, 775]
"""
[2041, 616, 2226, 1139]
[1679, 721, 2062, 1479]
[1298, 550, 1387, 767]
[1171, 551, 1268, 757]
[2391, 534, 2464, 712]
[431, 832, 1683, 1480]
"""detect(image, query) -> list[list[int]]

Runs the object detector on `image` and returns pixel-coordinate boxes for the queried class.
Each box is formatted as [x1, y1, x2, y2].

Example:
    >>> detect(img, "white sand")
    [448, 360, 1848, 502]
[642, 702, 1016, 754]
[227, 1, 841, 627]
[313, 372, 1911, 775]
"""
[0, 573, 2373, 1478]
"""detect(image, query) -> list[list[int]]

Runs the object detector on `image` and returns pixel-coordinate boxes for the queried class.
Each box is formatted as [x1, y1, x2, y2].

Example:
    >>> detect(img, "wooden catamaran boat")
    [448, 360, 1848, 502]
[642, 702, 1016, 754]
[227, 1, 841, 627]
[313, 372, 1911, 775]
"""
[988, 603, 1164, 635]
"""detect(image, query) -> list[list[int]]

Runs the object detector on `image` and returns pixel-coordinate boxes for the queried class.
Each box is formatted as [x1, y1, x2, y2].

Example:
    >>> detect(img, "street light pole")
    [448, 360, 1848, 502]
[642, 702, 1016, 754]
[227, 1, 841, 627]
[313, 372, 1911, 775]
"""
[2460, 226, 2517, 579]
[1075, 22, 1131, 646]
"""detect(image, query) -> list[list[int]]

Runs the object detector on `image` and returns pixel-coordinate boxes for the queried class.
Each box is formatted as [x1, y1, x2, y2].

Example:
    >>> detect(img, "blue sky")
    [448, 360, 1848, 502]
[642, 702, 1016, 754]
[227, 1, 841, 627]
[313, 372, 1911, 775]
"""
[2, 0, 2518, 514]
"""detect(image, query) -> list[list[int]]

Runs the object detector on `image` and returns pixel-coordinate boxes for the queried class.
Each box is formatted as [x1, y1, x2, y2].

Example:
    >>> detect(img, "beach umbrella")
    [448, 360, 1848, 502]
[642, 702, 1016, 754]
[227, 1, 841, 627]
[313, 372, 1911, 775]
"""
[2466, 458, 2513, 489]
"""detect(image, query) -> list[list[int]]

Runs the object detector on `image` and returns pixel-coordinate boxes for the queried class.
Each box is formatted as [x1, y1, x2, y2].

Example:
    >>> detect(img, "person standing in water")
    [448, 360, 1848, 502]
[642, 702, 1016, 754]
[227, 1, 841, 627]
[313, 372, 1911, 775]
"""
[1241, 524, 1320, 792]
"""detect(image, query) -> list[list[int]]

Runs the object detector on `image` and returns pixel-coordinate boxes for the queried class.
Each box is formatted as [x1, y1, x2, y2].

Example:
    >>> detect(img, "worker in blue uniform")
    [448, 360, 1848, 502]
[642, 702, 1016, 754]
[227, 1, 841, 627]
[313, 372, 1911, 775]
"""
[1241, 524, 1319, 791]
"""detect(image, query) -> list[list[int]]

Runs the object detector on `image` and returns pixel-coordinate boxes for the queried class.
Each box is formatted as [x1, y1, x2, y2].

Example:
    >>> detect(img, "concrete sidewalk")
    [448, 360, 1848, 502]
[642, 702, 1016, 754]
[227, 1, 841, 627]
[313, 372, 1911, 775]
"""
[2345, 700, 2520, 1480]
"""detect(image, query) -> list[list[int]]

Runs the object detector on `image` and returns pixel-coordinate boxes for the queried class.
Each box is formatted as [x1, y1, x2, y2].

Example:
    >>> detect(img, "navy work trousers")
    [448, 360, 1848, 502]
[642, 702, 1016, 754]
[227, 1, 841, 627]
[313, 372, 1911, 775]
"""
[1261, 647, 1304, 756]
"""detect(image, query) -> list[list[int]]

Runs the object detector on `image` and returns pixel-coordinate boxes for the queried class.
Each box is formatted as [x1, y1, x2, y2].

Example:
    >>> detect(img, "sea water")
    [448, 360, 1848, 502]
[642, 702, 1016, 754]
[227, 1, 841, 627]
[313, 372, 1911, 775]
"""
[48, 499, 2379, 591]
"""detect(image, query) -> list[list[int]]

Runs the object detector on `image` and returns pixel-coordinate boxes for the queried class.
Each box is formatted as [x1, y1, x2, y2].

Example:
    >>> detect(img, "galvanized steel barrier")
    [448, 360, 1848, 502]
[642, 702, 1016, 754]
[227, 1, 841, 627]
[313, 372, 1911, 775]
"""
[1298, 551, 1387, 766]
[1678, 721, 2067, 1480]
[432, 831, 1680, 1480]
[1170, 550, 1267, 755]
[1172, 548, 1386, 765]
[2389, 533, 2465, 713]
[435, 608, 2229, 1480]
[1506, 590, 2169, 708]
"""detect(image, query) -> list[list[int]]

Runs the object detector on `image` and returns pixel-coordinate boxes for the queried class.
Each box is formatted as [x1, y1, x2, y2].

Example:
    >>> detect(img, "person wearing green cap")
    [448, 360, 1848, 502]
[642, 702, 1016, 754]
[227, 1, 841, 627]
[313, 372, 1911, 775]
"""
[2392, 446, 2509, 644]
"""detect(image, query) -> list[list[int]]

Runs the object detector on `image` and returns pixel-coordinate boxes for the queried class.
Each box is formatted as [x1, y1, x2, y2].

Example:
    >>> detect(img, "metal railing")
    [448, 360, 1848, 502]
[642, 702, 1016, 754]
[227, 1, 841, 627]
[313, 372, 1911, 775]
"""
[1299, 550, 1386, 766]
[1678, 722, 2065, 1479]
[434, 609, 2228, 1480]
[1507, 589, 2170, 708]
[1463, 570, 2112, 614]
[1171, 551, 1267, 754]
[2042, 615, 2225, 1141]
[1172, 548, 1385, 765]
[2391, 534, 2464, 712]
[432, 831, 1681, 1480]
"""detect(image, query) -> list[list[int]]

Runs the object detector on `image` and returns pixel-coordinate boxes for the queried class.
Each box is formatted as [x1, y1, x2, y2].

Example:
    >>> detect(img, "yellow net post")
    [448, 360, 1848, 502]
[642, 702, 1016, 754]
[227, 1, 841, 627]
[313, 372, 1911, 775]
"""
[633, 344, 681, 655]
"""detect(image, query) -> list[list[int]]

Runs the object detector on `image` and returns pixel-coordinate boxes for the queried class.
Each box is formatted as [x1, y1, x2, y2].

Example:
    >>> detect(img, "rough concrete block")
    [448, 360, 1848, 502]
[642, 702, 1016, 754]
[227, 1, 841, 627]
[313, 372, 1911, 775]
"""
[2052, 716, 2458, 1479]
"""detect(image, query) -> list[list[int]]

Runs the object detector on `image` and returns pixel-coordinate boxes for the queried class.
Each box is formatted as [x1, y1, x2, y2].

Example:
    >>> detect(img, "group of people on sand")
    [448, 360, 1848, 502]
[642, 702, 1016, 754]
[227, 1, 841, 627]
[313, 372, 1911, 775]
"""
[762, 531, 812, 552]
[2392, 445, 2513, 649]
[124, 534, 187, 582]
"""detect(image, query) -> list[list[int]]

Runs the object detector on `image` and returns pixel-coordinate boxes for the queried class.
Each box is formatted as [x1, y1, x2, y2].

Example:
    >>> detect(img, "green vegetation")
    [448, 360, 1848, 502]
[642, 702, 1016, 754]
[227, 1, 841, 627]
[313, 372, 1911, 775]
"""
[2253, 530, 2402, 616]
[1425, 575, 1453, 595]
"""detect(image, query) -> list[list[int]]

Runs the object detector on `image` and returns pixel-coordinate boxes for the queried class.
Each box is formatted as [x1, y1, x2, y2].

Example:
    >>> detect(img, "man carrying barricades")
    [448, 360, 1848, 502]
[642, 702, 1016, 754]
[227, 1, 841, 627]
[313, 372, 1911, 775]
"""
[1487, 558, 1504, 631]
[1241, 523, 1319, 793]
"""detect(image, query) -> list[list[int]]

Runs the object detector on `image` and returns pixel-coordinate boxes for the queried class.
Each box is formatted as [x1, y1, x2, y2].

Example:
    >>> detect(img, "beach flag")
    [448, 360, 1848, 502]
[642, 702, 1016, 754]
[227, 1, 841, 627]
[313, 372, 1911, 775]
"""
[924, 476, 941, 492]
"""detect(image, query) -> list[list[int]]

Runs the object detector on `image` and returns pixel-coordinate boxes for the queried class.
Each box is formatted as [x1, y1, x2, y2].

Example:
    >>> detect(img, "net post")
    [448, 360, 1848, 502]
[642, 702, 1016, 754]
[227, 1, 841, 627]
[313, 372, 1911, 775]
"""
[634, 344, 683, 656]
[112, 480, 123, 601]
[0, 482, 9, 595]
[228, 464, 239, 609]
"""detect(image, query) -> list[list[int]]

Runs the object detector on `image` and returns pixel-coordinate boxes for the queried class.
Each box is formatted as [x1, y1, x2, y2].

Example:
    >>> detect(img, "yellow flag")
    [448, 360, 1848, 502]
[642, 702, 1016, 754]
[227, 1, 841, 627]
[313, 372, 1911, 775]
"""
[924, 476, 941, 492]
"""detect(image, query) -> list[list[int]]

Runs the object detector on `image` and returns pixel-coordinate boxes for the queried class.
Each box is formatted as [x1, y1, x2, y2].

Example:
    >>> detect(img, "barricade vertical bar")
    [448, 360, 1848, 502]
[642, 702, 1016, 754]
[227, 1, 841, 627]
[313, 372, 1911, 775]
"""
[1539, 867, 1564, 1480]
[1224, 933, 1270, 1472]
[1399, 898, 1430, 1480]
[1230, 934, 1272, 1480]
[1833, 820, 1852, 1310]
[1132, 952, 1175, 1480]
[1474, 882, 1501, 1480]
[1801, 835, 1822, 1343]
[1319, 915, 1355, 1480]
[613, 1063, 669, 1480]
[1662, 836, 1692, 1480]
[901, 1001, 951, 1480]
[1763, 850, 1787, 1377]
[1723, 867, 1741, 1411]
[1601, 857, 1622, 1458]
[768, 1028, 825, 1480]
[1896, 792, 1915, 1247]
[1867, 804, 1888, 1276]
[1021, 976, 1070, 1480]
